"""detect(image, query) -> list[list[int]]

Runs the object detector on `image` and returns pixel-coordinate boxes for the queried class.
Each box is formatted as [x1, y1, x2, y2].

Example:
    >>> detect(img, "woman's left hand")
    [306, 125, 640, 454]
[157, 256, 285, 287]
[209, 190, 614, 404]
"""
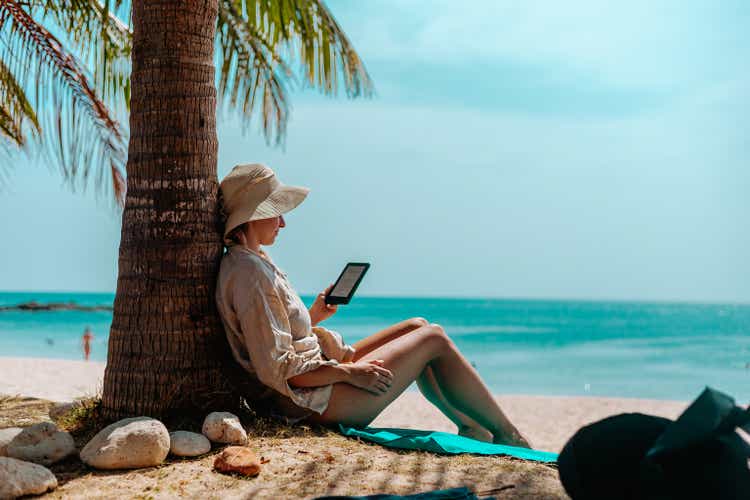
[309, 284, 338, 326]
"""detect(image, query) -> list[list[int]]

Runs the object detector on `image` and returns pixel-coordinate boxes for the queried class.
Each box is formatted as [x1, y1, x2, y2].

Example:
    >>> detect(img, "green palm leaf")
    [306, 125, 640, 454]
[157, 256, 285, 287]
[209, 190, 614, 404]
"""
[0, 1, 127, 205]
[217, 0, 374, 144]
[36, 0, 132, 115]
[0, 57, 40, 146]
[217, 0, 293, 145]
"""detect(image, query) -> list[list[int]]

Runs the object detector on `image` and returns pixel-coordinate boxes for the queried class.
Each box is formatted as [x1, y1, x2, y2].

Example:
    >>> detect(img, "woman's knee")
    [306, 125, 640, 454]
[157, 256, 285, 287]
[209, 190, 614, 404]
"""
[407, 317, 429, 329]
[421, 323, 453, 352]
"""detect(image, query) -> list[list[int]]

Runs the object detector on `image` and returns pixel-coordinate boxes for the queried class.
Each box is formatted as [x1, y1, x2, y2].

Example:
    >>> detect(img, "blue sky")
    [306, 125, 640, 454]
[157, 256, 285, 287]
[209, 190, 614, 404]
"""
[1, 0, 748, 302]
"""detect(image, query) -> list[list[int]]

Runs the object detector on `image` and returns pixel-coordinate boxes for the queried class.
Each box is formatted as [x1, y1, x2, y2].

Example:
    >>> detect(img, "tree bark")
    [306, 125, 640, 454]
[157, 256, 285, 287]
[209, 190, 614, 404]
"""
[102, 0, 233, 419]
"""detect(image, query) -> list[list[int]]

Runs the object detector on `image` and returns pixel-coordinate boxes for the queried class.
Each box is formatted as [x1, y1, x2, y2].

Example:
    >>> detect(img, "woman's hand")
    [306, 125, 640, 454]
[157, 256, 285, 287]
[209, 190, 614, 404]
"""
[309, 284, 338, 326]
[343, 359, 394, 396]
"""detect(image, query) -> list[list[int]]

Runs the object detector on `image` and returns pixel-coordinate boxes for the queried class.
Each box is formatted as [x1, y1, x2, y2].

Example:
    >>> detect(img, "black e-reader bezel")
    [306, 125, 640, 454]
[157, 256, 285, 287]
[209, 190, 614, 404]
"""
[324, 262, 370, 305]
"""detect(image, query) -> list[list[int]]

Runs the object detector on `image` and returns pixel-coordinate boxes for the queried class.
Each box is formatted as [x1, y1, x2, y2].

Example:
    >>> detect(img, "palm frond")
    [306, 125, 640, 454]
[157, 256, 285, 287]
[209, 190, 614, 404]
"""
[36, 0, 131, 115]
[0, 0, 127, 206]
[217, 0, 293, 145]
[0, 57, 40, 146]
[217, 0, 374, 144]
[252, 0, 373, 97]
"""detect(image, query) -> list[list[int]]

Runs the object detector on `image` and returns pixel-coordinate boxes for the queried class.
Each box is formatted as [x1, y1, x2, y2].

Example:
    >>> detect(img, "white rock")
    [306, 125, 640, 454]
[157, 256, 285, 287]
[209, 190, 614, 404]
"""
[80, 417, 170, 470]
[201, 412, 247, 445]
[0, 428, 23, 457]
[169, 431, 211, 457]
[6, 422, 75, 466]
[0, 457, 58, 498]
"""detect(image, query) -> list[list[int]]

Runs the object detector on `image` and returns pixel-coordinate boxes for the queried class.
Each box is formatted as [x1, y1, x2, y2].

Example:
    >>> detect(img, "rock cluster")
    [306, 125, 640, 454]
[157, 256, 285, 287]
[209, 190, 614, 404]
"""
[0, 407, 262, 496]
[76, 411, 252, 469]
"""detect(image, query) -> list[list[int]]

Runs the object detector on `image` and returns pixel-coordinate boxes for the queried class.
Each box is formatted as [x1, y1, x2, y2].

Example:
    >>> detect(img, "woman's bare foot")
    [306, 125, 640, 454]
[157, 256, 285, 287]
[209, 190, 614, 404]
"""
[457, 424, 493, 443]
[492, 429, 532, 449]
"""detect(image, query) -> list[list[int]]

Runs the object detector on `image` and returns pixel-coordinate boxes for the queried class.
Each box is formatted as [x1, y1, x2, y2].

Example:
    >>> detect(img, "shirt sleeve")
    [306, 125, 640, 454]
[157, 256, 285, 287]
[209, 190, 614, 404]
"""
[232, 276, 338, 404]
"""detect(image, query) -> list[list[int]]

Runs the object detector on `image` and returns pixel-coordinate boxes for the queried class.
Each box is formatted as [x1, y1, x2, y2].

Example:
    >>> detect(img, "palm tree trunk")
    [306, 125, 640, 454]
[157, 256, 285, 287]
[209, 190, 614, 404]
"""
[102, 0, 233, 419]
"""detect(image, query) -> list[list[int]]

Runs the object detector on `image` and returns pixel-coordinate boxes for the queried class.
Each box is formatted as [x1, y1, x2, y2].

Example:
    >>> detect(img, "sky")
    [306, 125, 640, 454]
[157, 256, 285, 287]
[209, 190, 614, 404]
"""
[0, 0, 748, 302]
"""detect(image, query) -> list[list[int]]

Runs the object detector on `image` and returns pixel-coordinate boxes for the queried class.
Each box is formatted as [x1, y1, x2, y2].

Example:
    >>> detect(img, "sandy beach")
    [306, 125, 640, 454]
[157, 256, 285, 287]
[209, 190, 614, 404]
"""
[0, 356, 688, 453]
[0, 357, 106, 402]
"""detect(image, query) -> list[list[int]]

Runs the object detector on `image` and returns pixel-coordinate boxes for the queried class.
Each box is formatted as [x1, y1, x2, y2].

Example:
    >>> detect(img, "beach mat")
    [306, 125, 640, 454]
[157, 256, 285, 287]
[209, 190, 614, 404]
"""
[314, 485, 495, 499]
[339, 425, 558, 463]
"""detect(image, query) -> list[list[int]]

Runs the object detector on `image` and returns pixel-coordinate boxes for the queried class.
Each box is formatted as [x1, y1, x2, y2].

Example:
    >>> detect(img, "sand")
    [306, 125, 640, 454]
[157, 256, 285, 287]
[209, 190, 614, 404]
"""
[1, 392, 569, 499]
[0, 357, 722, 498]
[0, 356, 688, 453]
[0, 357, 105, 402]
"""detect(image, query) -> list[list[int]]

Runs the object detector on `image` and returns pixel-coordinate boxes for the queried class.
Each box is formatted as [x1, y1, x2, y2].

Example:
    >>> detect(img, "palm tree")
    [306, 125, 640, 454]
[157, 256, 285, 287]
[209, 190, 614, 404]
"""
[103, 0, 371, 419]
[2, 0, 372, 419]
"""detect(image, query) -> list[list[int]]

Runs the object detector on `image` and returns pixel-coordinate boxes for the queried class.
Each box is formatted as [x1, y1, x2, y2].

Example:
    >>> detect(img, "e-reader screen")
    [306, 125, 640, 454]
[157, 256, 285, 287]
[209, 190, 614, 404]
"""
[326, 263, 370, 304]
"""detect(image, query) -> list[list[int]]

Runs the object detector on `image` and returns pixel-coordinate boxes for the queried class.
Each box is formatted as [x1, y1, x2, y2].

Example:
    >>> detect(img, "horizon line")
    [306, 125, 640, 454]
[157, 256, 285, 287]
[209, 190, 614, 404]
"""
[1, 289, 748, 307]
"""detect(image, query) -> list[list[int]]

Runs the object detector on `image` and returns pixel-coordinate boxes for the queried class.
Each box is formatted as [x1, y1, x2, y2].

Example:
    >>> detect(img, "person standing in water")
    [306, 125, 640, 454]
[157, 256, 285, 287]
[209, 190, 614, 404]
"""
[82, 326, 94, 361]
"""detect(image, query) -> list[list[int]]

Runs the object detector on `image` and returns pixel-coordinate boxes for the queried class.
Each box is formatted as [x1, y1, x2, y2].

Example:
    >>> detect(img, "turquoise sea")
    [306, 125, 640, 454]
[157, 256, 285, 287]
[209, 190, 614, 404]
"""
[1, 291, 748, 402]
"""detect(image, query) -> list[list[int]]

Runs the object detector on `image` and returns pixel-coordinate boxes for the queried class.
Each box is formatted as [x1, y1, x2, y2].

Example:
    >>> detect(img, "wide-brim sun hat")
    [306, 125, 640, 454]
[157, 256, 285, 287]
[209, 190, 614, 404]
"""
[219, 163, 309, 242]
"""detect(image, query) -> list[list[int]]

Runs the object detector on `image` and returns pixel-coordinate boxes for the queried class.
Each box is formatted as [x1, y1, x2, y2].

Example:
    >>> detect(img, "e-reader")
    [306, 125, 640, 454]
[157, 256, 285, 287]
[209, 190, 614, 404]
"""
[324, 262, 370, 305]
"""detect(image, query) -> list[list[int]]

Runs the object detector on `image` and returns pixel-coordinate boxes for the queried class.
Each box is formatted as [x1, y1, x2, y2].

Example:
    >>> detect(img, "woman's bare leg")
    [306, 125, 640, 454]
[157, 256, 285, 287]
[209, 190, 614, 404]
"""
[352, 318, 492, 441]
[415, 366, 493, 442]
[351, 317, 431, 358]
[310, 324, 529, 447]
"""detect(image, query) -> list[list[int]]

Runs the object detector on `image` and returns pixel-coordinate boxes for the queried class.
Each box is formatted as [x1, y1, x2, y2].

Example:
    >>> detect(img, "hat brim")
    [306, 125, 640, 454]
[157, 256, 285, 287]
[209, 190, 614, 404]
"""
[223, 184, 309, 240]
[250, 185, 309, 221]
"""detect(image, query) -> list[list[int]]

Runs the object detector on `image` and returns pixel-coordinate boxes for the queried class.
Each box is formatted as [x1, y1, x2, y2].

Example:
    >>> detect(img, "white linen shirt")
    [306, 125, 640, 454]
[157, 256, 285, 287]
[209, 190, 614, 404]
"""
[216, 244, 345, 415]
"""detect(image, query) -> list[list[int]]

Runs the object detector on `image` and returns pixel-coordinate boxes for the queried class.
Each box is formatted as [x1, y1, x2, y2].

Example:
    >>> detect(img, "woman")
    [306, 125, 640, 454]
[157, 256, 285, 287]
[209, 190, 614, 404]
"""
[215, 163, 530, 447]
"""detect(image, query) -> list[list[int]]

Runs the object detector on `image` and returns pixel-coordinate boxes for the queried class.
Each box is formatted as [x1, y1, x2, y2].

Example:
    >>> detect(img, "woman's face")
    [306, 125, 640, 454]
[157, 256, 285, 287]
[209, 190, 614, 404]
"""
[249, 215, 285, 246]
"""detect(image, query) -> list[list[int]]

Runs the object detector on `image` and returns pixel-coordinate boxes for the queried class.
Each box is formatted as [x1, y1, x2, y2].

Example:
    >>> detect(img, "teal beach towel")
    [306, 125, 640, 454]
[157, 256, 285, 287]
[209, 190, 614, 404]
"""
[339, 425, 558, 463]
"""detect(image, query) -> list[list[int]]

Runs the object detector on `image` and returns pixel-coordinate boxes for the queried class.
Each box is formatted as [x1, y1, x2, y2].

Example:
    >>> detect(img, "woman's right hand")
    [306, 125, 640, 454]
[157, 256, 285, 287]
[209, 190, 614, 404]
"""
[343, 360, 394, 395]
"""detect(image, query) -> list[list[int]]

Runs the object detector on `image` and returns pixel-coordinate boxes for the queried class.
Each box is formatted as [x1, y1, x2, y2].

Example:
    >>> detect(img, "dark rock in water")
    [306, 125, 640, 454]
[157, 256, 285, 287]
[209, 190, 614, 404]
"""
[0, 301, 113, 312]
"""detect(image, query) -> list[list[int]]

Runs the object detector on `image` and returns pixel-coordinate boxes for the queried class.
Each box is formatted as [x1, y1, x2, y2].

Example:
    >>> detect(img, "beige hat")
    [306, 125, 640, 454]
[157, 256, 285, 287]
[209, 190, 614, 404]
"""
[219, 163, 309, 241]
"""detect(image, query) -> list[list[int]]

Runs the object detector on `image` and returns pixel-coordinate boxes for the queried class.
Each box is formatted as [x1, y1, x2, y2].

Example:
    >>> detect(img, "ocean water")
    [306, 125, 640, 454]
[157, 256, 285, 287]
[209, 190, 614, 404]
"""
[1, 291, 748, 402]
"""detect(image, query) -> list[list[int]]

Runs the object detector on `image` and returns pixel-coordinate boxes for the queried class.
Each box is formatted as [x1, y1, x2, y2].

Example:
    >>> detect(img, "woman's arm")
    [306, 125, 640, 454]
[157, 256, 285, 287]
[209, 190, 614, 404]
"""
[288, 364, 350, 387]
[308, 284, 338, 326]
[289, 360, 394, 395]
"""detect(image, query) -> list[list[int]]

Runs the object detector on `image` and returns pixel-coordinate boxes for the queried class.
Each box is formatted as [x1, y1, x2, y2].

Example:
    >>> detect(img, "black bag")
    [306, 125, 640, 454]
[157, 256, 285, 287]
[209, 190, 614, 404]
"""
[558, 387, 750, 500]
